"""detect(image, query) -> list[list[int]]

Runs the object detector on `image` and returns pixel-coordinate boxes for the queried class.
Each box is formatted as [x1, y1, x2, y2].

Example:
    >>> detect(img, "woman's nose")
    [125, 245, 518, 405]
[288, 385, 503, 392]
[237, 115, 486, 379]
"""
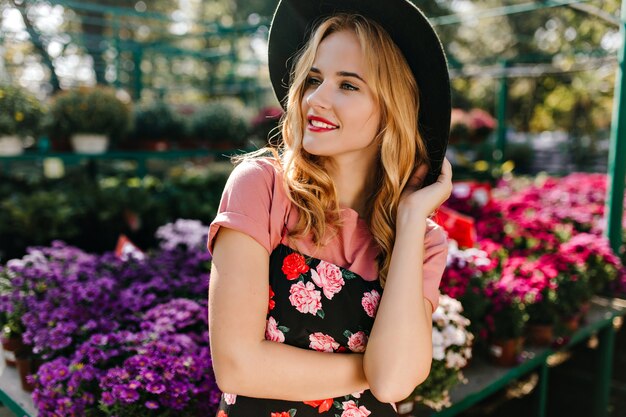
[305, 82, 331, 110]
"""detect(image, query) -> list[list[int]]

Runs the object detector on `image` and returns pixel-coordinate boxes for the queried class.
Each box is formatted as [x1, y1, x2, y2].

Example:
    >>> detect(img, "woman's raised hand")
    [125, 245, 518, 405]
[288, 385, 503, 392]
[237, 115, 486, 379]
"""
[397, 158, 453, 224]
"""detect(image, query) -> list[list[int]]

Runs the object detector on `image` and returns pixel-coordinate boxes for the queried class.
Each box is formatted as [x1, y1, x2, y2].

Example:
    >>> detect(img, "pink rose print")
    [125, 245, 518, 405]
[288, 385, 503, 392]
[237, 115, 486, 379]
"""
[223, 393, 237, 405]
[265, 317, 285, 343]
[347, 331, 368, 353]
[309, 332, 340, 352]
[311, 261, 345, 299]
[289, 281, 322, 315]
[350, 390, 364, 399]
[361, 290, 381, 318]
[341, 400, 371, 417]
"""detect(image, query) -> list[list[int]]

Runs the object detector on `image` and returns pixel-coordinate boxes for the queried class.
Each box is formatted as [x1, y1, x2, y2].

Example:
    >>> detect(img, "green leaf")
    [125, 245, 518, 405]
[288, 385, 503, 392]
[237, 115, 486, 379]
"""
[343, 270, 357, 280]
[316, 309, 325, 319]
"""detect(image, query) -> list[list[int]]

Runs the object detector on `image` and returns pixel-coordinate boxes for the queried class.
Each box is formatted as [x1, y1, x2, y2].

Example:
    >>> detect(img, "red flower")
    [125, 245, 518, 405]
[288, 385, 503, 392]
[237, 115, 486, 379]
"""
[217, 411, 228, 417]
[268, 286, 275, 313]
[304, 398, 333, 413]
[282, 253, 309, 280]
[271, 412, 292, 417]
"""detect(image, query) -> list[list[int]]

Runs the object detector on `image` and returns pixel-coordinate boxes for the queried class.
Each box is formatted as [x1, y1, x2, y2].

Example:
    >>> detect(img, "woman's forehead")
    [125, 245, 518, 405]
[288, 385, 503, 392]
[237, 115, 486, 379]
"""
[310, 30, 369, 77]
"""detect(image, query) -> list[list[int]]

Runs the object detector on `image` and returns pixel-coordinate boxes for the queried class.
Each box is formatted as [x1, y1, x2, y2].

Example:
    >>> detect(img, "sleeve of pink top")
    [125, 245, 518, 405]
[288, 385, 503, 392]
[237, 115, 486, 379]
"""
[207, 160, 275, 256]
[422, 220, 449, 312]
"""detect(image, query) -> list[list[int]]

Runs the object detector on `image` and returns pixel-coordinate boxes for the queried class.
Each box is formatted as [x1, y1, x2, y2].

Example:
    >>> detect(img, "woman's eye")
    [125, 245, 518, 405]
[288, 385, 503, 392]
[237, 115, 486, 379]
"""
[306, 77, 321, 86]
[341, 82, 358, 91]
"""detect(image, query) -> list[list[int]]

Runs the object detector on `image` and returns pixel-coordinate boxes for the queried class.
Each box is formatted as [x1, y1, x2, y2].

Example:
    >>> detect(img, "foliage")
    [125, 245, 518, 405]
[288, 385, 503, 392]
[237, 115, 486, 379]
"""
[48, 87, 131, 139]
[0, 265, 27, 337]
[483, 280, 529, 340]
[0, 84, 46, 137]
[190, 98, 251, 145]
[0, 167, 229, 262]
[130, 101, 186, 142]
[250, 105, 284, 145]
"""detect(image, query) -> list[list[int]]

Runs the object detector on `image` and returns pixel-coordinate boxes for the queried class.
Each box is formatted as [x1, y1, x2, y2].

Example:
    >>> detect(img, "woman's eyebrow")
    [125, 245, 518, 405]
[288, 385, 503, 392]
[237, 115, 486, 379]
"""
[310, 67, 365, 83]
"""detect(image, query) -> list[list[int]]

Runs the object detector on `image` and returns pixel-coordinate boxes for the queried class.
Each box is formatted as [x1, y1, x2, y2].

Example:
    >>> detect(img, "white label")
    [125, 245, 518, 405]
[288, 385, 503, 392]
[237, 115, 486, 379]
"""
[3, 350, 15, 362]
[489, 344, 503, 358]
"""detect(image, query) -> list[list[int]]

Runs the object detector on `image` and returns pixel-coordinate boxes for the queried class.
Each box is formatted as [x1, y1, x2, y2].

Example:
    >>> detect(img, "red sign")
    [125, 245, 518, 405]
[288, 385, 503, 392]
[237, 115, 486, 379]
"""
[435, 206, 476, 248]
[115, 235, 145, 261]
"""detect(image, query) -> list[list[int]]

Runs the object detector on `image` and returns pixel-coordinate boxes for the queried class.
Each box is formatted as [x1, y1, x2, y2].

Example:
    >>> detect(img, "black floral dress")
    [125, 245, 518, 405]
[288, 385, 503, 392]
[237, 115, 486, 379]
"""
[215, 242, 398, 416]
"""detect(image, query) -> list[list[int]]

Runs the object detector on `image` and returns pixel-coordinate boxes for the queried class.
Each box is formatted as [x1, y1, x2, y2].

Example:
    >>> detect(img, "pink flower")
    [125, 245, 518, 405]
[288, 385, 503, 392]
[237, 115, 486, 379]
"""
[347, 331, 368, 353]
[309, 332, 340, 352]
[341, 400, 371, 417]
[289, 281, 322, 315]
[265, 317, 285, 343]
[223, 393, 237, 405]
[361, 290, 381, 318]
[311, 261, 345, 299]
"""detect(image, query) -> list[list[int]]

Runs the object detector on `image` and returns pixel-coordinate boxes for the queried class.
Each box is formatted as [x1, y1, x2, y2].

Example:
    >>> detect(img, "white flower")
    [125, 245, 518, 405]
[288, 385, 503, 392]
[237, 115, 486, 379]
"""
[433, 345, 446, 361]
[445, 351, 467, 369]
[442, 325, 466, 347]
[432, 328, 444, 347]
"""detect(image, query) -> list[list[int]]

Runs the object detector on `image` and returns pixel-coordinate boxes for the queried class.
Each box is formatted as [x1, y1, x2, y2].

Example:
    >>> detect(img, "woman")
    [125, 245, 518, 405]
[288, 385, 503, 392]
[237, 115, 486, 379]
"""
[208, 0, 452, 415]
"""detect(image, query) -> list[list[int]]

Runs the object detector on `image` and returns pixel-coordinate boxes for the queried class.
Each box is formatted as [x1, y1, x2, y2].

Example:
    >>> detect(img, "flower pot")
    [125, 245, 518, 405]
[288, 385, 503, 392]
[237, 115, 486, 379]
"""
[562, 313, 582, 332]
[139, 139, 169, 151]
[579, 302, 591, 324]
[1, 335, 25, 367]
[70, 133, 110, 154]
[0, 135, 24, 156]
[527, 323, 554, 346]
[15, 356, 41, 392]
[489, 337, 524, 367]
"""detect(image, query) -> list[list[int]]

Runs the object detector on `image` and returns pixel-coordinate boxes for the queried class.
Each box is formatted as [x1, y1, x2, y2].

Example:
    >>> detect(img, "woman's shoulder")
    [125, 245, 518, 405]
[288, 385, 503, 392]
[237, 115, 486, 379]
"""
[231, 154, 282, 178]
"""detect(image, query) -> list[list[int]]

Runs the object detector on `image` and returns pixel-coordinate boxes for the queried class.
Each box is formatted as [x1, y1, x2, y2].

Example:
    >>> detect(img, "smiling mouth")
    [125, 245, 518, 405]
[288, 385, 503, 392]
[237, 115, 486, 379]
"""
[307, 116, 339, 132]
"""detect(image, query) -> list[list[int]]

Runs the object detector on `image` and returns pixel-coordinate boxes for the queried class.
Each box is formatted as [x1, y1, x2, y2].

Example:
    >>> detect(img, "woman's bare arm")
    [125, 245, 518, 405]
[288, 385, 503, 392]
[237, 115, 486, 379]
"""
[209, 227, 369, 401]
[363, 159, 452, 403]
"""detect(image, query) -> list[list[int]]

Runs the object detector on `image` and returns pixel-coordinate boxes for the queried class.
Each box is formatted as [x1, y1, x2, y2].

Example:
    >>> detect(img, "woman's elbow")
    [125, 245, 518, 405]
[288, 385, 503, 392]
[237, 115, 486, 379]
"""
[368, 365, 432, 403]
[210, 345, 251, 394]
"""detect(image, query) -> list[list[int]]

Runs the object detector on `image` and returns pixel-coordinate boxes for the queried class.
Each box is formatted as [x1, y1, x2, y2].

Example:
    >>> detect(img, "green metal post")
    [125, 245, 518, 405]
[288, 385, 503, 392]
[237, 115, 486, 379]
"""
[537, 363, 549, 417]
[133, 47, 143, 100]
[605, 1, 626, 255]
[495, 60, 509, 164]
[592, 324, 616, 417]
[113, 13, 121, 89]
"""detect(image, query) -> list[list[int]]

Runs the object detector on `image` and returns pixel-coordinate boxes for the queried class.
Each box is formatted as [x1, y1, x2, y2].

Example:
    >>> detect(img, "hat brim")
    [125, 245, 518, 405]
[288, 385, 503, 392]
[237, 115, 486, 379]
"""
[268, 0, 451, 186]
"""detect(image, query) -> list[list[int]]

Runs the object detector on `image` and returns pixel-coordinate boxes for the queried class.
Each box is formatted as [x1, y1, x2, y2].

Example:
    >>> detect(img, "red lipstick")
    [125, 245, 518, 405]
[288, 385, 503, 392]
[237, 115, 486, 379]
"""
[307, 115, 339, 132]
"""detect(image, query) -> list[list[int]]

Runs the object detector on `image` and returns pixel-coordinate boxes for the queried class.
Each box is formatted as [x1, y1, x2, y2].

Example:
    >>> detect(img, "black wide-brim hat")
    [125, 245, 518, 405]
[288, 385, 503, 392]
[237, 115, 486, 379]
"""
[268, 0, 451, 186]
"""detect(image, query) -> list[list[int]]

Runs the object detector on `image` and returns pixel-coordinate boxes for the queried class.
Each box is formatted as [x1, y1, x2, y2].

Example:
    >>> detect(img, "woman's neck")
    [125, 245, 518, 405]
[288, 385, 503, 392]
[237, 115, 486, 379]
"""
[325, 156, 377, 217]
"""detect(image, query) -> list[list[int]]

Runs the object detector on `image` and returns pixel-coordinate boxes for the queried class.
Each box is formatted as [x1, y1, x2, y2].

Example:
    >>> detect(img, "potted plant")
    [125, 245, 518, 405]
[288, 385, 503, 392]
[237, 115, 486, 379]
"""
[48, 87, 131, 154]
[0, 264, 28, 367]
[405, 295, 473, 411]
[0, 84, 45, 155]
[440, 241, 493, 339]
[129, 101, 186, 151]
[467, 108, 496, 144]
[500, 256, 559, 346]
[190, 98, 251, 150]
[484, 280, 529, 366]
[449, 108, 471, 145]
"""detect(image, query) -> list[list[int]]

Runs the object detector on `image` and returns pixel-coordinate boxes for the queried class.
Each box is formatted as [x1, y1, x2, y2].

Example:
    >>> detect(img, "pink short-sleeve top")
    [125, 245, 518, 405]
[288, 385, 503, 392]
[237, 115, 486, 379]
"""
[207, 158, 448, 310]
